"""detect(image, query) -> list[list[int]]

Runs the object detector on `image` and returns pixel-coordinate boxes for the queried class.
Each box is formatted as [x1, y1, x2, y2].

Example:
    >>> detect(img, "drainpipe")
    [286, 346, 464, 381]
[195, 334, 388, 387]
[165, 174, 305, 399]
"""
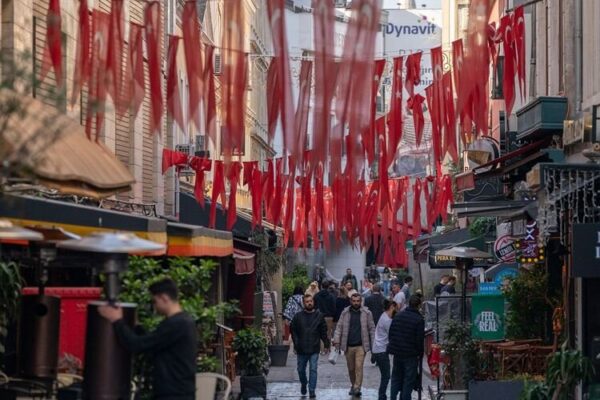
[574, 0, 583, 114]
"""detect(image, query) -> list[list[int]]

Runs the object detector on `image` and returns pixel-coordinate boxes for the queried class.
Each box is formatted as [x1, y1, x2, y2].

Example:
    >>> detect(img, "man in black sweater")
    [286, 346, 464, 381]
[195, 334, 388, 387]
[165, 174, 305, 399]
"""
[387, 295, 425, 400]
[291, 294, 330, 399]
[314, 280, 336, 353]
[99, 278, 197, 400]
[364, 283, 386, 325]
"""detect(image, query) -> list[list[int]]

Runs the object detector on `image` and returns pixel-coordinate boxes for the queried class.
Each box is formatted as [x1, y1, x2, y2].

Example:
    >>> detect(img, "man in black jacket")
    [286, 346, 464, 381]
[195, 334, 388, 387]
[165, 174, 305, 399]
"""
[364, 283, 385, 324]
[314, 280, 336, 353]
[291, 294, 331, 399]
[98, 278, 197, 400]
[387, 295, 424, 400]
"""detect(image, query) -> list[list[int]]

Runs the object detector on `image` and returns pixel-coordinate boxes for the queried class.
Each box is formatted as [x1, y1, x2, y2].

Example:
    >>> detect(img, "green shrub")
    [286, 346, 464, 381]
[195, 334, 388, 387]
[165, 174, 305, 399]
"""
[232, 328, 268, 376]
[282, 264, 310, 305]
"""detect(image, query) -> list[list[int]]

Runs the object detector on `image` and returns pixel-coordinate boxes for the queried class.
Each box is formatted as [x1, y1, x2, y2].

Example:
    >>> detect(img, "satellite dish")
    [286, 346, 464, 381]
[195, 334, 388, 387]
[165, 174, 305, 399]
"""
[466, 137, 500, 173]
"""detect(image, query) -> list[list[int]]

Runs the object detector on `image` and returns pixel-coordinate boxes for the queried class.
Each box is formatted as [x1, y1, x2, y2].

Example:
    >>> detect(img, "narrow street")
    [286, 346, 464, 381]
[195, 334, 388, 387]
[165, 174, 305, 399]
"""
[265, 350, 434, 399]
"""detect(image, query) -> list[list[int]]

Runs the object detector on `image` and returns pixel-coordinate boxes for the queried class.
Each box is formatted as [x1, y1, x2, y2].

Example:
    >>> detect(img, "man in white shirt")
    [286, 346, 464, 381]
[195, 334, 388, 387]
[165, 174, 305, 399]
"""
[372, 299, 397, 400]
[391, 281, 406, 312]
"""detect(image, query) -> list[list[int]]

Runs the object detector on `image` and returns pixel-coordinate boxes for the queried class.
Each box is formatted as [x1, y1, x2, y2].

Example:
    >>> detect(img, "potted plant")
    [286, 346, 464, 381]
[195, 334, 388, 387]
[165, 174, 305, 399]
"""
[267, 324, 290, 367]
[233, 328, 268, 399]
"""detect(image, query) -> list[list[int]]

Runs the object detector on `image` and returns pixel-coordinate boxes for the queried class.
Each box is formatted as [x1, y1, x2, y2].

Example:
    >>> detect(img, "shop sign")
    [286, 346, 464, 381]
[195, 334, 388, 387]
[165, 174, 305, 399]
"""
[430, 253, 490, 268]
[516, 220, 545, 264]
[479, 282, 501, 295]
[572, 223, 600, 277]
[495, 223, 516, 261]
[471, 295, 505, 340]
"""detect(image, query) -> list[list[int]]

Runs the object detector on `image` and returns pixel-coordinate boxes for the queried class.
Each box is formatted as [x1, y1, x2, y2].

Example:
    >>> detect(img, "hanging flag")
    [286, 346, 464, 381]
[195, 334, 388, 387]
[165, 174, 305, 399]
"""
[412, 178, 422, 240]
[431, 46, 446, 165]
[267, 0, 296, 162]
[167, 35, 185, 131]
[161, 149, 188, 174]
[376, 117, 389, 211]
[425, 84, 442, 165]
[182, 0, 204, 128]
[222, 2, 247, 159]
[210, 161, 226, 228]
[243, 161, 257, 187]
[40, 0, 63, 87]
[387, 56, 404, 166]
[443, 72, 458, 163]
[127, 22, 145, 117]
[85, 10, 110, 140]
[405, 52, 422, 100]
[452, 39, 470, 145]
[226, 162, 243, 230]
[204, 45, 217, 147]
[71, 0, 90, 105]
[266, 59, 281, 145]
[295, 60, 313, 154]
[410, 94, 426, 147]
[251, 167, 263, 228]
[189, 156, 212, 207]
[311, 0, 336, 175]
[365, 59, 386, 165]
[144, 1, 163, 135]
[263, 159, 274, 219]
[513, 6, 526, 100]
[500, 14, 516, 116]
[107, 0, 125, 114]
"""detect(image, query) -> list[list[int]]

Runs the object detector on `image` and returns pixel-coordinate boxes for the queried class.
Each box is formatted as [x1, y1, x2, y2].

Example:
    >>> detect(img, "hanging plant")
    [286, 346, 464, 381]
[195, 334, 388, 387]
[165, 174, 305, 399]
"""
[250, 230, 283, 290]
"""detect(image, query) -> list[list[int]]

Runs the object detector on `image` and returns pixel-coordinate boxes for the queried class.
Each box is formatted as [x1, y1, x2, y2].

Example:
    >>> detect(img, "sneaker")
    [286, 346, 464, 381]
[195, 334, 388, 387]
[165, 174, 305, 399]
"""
[348, 387, 355, 396]
[309, 391, 316, 399]
[354, 388, 362, 397]
[301, 384, 307, 396]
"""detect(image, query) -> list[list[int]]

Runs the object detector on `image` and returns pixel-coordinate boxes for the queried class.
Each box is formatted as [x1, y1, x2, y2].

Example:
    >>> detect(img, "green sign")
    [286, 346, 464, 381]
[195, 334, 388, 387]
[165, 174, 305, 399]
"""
[471, 294, 505, 340]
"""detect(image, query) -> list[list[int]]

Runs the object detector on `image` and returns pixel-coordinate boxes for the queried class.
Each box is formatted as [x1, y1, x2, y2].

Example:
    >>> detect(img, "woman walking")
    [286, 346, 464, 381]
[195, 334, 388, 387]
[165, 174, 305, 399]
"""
[333, 286, 351, 335]
[283, 286, 305, 339]
[372, 299, 396, 400]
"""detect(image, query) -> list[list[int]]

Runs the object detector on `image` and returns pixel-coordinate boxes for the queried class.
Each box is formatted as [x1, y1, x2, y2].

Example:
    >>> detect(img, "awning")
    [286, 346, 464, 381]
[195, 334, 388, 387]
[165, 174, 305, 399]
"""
[233, 248, 255, 275]
[415, 228, 492, 269]
[0, 89, 134, 198]
[452, 200, 534, 218]
[455, 138, 552, 192]
[0, 194, 166, 246]
[167, 222, 233, 257]
[429, 236, 491, 269]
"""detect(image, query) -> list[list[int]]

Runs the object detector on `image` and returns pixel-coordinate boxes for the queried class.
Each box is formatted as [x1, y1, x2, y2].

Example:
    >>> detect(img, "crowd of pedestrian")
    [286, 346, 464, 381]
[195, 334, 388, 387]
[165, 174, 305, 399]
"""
[283, 267, 428, 400]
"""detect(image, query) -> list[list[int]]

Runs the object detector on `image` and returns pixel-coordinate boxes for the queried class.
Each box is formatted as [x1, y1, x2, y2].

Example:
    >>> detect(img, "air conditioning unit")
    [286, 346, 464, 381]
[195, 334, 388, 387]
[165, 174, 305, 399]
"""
[175, 144, 194, 175]
[195, 134, 206, 151]
[214, 52, 222, 76]
[334, 0, 347, 8]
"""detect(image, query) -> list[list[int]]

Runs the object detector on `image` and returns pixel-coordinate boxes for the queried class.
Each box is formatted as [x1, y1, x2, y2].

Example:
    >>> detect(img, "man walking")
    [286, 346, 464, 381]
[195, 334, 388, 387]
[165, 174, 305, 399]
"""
[433, 275, 449, 296]
[333, 293, 376, 397]
[98, 278, 198, 400]
[341, 268, 359, 291]
[391, 281, 406, 312]
[290, 294, 330, 399]
[441, 276, 457, 295]
[314, 280, 337, 353]
[364, 283, 386, 325]
[401, 276, 413, 299]
[387, 295, 425, 400]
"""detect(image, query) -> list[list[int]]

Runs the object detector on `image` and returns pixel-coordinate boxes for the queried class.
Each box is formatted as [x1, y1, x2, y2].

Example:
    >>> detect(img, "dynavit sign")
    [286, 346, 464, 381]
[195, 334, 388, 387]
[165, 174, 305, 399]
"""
[572, 223, 600, 277]
[385, 21, 438, 37]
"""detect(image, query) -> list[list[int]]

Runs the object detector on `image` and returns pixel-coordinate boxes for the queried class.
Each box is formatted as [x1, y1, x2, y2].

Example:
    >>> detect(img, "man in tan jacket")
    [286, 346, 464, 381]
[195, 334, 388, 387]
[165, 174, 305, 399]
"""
[333, 292, 376, 397]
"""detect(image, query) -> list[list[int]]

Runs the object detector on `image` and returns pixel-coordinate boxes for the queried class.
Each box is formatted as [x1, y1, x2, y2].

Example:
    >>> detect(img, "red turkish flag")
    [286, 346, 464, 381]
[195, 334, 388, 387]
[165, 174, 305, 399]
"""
[85, 10, 110, 141]
[210, 161, 226, 228]
[295, 60, 313, 154]
[161, 149, 188, 174]
[431, 46, 446, 162]
[513, 6, 526, 99]
[40, 0, 63, 87]
[312, 0, 336, 174]
[222, 2, 247, 159]
[167, 35, 185, 131]
[226, 162, 243, 230]
[71, 0, 90, 106]
[500, 14, 516, 116]
[107, 0, 125, 114]
[405, 52, 422, 100]
[425, 84, 442, 166]
[189, 156, 212, 207]
[270, 158, 285, 225]
[412, 178, 422, 239]
[263, 160, 274, 218]
[243, 161, 257, 187]
[443, 72, 458, 163]
[452, 39, 470, 145]
[376, 117, 389, 211]
[267, 0, 296, 162]
[127, 22, 145, 118]
[387, 56, 404, 167]
[364, 59, 386, 165]
[266, 59, 281, 145]
[144, 1, 163, 135]
[409, 94, 426, 147]
[182, 0, 204, 128]
[204, 45, 217, 147]
[251, 168, 263, 228]
[284, 165, 296, 247]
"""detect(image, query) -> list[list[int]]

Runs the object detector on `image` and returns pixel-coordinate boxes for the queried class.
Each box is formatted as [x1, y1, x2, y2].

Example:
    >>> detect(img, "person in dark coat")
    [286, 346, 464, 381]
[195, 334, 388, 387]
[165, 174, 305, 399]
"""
[441, 276, 457, 295]
[364, 283, 386, 325]
[433, 275, 449, 296]
[314, 280, 337, 352]
[387, 295, 425, 400]
[341, 268, 359, 290]
[291, 294, 330, 399]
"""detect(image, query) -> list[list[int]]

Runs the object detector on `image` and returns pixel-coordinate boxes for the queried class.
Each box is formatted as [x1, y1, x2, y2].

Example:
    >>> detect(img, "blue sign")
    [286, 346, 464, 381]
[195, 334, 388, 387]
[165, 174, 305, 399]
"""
[479, 282, 501, 295]
[494, 267, 518, 285]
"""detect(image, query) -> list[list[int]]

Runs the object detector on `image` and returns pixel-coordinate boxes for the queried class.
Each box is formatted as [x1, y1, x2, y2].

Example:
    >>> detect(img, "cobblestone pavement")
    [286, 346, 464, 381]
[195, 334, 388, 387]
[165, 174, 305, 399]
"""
[265, 350, 435, 400]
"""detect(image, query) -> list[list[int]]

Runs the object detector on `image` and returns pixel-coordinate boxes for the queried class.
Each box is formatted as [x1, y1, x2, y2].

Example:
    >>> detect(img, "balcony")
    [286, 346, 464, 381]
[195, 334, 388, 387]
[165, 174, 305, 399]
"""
[516, 96, 568, 140]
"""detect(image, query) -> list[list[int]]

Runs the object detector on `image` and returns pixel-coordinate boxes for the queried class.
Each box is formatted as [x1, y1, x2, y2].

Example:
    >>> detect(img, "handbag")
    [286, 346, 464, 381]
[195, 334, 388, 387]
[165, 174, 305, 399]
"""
[328, 349, 339, 365]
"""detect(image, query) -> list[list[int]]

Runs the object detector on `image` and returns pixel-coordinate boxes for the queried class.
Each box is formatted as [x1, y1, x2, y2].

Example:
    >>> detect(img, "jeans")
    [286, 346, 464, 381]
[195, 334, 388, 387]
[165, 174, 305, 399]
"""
[390, 356, 419, 400]
[345, 346, 366, 390]
[383, 281, 391, 297]
[297, 353, 319, 392]
[374, 352, 391, 400]
[321, 317, 334, 352]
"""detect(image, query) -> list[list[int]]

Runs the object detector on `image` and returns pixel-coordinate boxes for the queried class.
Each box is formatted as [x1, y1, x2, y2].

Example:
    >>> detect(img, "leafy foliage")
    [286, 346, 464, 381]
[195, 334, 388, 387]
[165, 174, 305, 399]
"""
[441, 320, 481, 389]
[232, 328, 268, 376]
[250, 231, 283, 290]
[119, 256, 240, 399]
[0, 261, 22, 369]
[282, 264, 311, 305]
[468, 217, 496, 237]
[520, 343, 594, 400]
[503, 267, 554, 340]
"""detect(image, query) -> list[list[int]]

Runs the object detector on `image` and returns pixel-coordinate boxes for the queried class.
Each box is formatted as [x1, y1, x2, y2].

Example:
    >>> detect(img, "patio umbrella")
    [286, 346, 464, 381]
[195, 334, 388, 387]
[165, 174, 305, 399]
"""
[0, 219, 44, 241]
[436, 246, 493, 323]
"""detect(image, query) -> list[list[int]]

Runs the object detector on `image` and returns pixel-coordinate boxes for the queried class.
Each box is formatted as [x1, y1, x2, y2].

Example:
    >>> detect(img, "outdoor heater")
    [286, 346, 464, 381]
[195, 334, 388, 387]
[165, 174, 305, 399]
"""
[58, 232, 165, 400]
